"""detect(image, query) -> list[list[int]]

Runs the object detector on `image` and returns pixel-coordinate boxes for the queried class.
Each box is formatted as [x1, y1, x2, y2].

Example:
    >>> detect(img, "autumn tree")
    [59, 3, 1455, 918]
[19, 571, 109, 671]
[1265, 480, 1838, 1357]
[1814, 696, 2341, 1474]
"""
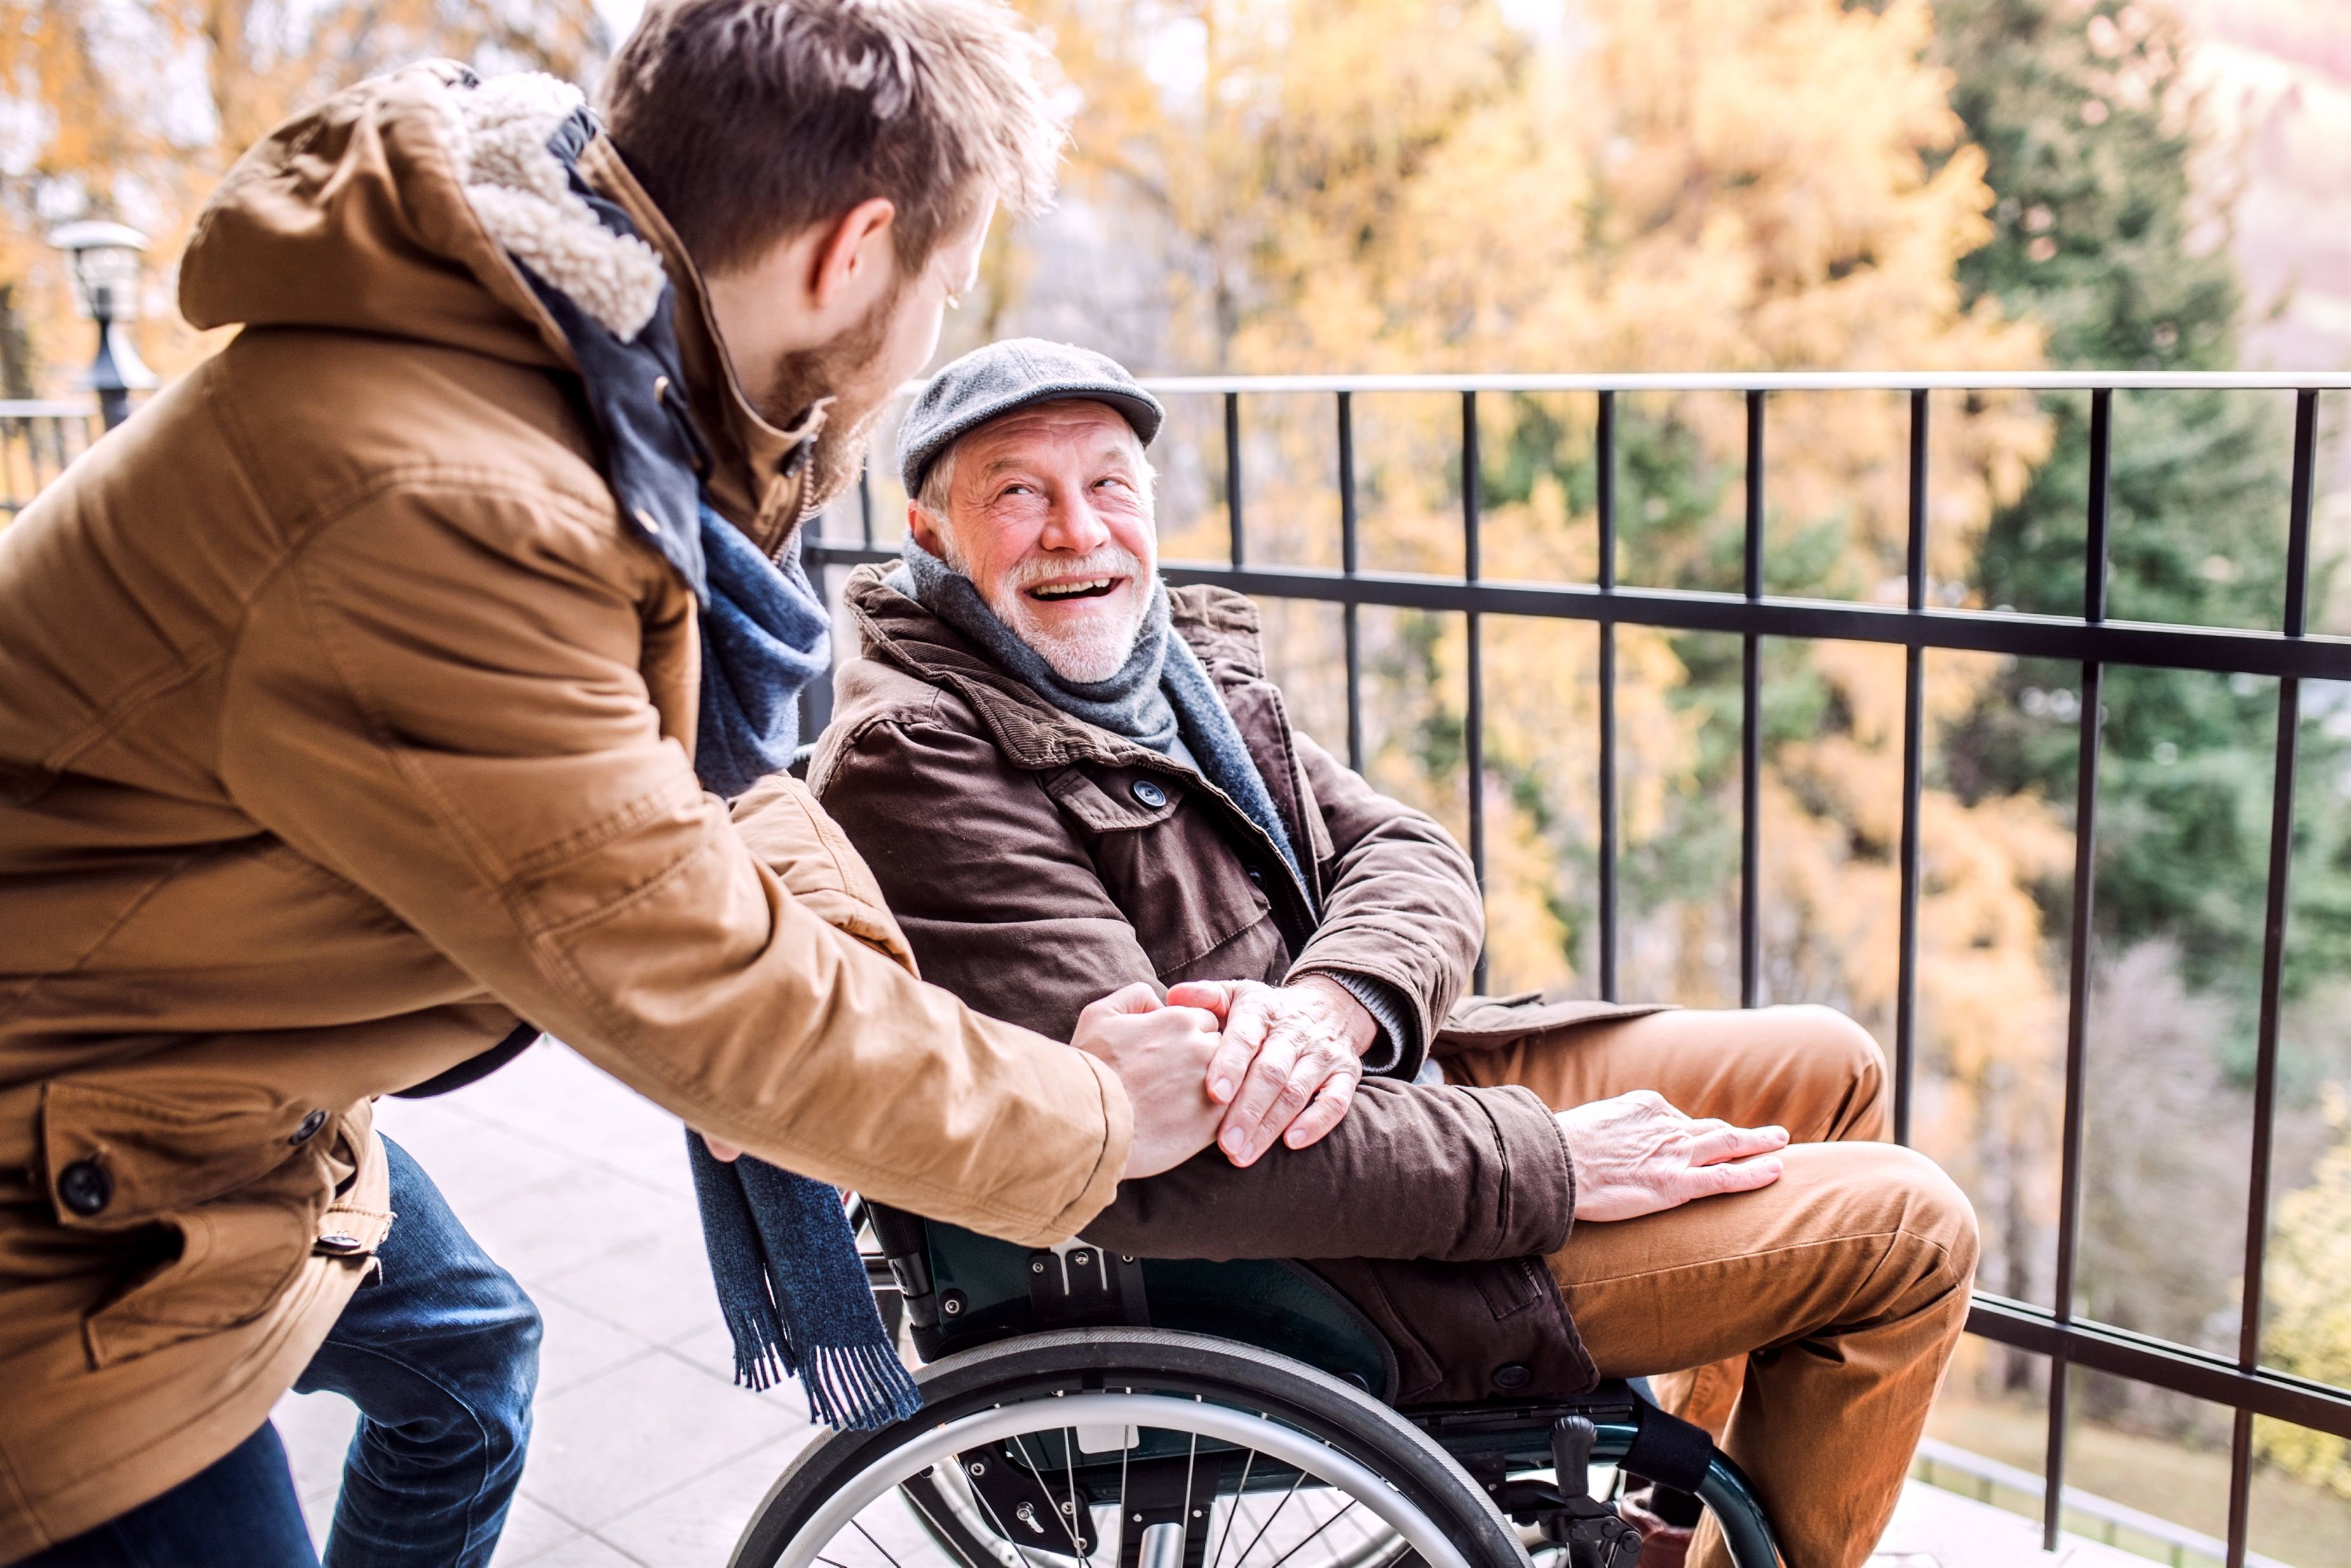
[1000, 0, 2065, 1284]
[1937, 0, 2351, 1012]
[0, 0, 606, 399]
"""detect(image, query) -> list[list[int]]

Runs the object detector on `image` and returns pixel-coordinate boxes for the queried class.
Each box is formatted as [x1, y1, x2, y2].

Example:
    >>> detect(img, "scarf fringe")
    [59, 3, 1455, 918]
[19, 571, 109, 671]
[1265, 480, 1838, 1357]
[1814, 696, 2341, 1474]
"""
[723, 1301, 794, 1393]
[801, 1340, 925, 1432]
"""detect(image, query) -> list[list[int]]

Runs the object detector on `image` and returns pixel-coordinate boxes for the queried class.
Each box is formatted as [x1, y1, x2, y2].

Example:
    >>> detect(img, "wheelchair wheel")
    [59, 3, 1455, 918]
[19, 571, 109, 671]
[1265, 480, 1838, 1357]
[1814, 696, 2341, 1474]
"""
[727, 1327, 1529, 1568]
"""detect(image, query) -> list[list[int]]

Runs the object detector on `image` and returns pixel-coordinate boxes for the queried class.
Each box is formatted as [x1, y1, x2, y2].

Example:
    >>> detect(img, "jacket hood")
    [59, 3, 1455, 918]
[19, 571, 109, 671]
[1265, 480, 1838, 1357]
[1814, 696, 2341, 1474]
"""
[180, 64, 816, 543]
[181, 64, 598, 370]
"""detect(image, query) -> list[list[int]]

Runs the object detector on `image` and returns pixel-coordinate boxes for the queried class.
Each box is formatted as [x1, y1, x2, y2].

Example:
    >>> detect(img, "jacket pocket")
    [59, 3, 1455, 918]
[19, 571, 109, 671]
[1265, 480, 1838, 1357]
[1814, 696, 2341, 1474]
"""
[41, 1081, 362, 1368]
[1040, 765, 1185, 832]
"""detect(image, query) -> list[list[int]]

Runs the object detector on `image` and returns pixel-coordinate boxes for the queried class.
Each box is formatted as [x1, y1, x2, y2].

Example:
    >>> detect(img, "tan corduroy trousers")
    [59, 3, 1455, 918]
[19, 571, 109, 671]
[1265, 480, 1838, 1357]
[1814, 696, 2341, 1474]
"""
[1446, 1005, 1980, 1568]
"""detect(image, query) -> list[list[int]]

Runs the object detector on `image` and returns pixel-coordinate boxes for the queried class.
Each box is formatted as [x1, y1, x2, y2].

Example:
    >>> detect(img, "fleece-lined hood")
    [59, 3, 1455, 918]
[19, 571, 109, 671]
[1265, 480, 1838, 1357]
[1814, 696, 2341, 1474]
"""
[179, 62, 816, 544]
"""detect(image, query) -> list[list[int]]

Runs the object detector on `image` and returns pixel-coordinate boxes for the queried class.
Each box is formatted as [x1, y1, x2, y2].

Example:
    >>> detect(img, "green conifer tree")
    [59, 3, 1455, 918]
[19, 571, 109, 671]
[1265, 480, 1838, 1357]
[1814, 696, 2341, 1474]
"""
[1932, 0, 2351, 1020]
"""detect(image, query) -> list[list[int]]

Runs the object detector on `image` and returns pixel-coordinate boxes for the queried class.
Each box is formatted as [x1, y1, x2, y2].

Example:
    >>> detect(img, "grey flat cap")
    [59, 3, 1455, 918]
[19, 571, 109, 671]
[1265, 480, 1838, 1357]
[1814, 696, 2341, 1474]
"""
[897, 338, 1164, 493]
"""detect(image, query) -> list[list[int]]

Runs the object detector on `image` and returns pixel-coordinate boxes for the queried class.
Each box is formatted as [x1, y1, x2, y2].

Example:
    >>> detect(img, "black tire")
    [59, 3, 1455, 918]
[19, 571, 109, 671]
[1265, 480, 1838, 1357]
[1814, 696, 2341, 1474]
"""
[726, 1327, 1530, 1568]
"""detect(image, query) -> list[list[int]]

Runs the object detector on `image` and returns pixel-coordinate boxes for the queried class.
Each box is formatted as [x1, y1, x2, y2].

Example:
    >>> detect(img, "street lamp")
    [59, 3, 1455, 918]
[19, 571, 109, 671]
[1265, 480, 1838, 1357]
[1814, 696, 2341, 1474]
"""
[48, 220, 158, 430]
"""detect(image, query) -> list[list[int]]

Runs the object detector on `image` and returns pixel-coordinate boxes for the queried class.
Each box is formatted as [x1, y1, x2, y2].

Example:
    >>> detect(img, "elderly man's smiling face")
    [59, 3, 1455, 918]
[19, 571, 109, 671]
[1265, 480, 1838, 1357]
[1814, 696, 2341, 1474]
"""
[907, 398, 1157, 682]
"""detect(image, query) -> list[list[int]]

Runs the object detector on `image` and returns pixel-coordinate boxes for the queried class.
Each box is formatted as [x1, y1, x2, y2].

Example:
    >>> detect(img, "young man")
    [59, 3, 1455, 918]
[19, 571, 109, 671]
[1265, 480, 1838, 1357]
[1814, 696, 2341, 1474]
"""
[810, 339, 1984, 1568]
[0, 8, 1231, 1565]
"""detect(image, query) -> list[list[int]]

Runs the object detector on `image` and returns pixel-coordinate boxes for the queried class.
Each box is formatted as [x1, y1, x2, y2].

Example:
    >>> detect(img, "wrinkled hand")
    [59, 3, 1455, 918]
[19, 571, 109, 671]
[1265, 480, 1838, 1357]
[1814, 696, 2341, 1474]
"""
[1071, 982, 1228, 1179]
[1559, 1090, 1788, 1222]
[1167, 976, 1374, 1166]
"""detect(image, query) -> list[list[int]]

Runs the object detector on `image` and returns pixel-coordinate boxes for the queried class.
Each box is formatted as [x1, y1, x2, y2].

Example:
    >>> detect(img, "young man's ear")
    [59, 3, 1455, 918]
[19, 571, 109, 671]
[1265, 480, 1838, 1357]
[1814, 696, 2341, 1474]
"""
[806, 198, 898, 309]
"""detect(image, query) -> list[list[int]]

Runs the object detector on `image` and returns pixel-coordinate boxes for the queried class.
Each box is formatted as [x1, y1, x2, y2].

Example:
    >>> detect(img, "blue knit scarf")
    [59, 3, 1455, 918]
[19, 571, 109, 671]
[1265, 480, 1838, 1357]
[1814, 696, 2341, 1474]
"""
[893, 541, 1315, 909]
[509, 107, 918, 1433]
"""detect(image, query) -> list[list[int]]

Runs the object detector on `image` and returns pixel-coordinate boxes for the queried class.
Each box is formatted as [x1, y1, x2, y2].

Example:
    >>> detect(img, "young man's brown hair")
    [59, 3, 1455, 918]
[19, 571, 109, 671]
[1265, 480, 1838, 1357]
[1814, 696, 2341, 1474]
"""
[601, 0, 1064, 276]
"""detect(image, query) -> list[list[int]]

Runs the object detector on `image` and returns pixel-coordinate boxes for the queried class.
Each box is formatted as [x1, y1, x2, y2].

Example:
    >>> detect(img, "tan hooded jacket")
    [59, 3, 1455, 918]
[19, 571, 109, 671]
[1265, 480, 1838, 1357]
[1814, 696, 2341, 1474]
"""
[0, 65, 1128, 1559]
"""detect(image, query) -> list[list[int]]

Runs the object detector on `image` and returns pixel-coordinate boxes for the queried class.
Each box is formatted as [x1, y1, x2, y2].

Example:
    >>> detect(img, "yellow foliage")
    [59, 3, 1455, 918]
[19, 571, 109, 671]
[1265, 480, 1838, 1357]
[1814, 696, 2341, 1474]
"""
[1020, 0, 2071, 1176]
[0, 0, 604, 395]
[2258, 1086, 2351, 1498]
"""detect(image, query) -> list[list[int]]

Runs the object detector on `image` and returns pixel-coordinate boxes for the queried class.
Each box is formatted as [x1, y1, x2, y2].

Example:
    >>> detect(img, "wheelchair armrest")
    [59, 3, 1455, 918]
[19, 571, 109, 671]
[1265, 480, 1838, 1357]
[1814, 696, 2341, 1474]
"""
[860, 1200, 937, 1311]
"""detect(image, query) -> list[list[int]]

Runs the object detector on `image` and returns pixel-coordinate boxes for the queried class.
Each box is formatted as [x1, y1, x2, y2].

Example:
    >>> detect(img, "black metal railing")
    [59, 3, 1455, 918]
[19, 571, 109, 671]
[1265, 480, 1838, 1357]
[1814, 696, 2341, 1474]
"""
[0, 402, 100, 517]
[806, 368, 2351, 1562]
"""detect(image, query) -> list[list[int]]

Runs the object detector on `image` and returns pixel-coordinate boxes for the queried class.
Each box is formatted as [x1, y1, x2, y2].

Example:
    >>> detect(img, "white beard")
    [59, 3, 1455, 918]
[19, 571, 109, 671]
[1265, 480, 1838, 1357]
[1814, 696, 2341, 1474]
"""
[1003, 598, 1148, 683]
[951, 539, 1153, 684]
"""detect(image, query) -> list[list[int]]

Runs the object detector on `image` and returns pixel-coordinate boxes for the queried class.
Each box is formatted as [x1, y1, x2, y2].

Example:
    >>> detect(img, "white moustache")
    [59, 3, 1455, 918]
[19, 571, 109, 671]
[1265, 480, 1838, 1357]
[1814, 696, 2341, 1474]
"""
[1004, 547, 1148, 592]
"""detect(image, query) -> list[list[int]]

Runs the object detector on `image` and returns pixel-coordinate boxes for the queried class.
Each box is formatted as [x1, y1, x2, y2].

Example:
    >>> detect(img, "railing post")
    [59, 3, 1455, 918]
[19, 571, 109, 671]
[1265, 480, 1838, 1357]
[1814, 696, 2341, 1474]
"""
[1339, 391, 1364, 773]
[1463, 389, 1487, 992]
[2225, 387, 2319, 1567]
[2047, 385, 2113, 1551]
[1597, 389, 1620, 1003]
[1224, 391, 1245, 568]
[1740, 389, 1765, 1008]
[1895, 388, 1928, 1146]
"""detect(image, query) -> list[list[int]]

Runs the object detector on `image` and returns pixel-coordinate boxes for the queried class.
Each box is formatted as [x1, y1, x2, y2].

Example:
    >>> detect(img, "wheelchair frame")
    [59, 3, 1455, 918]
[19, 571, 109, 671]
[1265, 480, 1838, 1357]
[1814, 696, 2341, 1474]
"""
[829, 1200, 1782, 1567]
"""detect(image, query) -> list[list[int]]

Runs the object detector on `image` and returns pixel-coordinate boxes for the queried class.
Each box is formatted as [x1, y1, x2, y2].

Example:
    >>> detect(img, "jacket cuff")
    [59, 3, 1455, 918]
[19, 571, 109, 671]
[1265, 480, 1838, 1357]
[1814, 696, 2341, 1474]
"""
[1037, 1047, 1134, 1242]
[1321, 971, 1423, 1079]
[1484, 1085, 1576, 1257]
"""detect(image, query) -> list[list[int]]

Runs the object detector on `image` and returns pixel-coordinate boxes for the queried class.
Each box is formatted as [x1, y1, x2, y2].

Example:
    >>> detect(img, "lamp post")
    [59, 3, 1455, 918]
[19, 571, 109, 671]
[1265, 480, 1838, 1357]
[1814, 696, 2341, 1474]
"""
[48, 220, 158, 430]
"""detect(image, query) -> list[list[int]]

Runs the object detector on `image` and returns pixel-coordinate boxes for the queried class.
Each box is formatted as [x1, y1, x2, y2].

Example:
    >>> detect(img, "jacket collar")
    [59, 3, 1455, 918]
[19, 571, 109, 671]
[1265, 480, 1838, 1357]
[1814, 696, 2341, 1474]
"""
[579, 138, 820, 558]
[846, 564, 1328, 923]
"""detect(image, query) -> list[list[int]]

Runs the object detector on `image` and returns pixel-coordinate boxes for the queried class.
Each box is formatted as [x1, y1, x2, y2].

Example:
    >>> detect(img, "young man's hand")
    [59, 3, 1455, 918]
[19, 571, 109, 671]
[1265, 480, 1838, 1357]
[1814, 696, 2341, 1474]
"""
[1558, 1090, 1788, 1222]
[701, 983, 1224, 1179]
[1167, 976, 1374, 1166]
[1070, 982, 1228, 1179]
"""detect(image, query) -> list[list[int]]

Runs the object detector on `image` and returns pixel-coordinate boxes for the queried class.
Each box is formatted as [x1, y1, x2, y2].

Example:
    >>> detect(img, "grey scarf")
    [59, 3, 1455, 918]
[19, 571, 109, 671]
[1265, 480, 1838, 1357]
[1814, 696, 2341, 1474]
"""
[892, 541, 1314, 906]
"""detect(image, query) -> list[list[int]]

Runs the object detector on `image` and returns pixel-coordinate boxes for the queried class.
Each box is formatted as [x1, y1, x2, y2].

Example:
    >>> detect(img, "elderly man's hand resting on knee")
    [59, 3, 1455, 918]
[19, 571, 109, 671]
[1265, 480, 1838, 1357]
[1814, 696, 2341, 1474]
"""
[704, 982, 1229, 1179]
[1561, 1089, 1790, 1221]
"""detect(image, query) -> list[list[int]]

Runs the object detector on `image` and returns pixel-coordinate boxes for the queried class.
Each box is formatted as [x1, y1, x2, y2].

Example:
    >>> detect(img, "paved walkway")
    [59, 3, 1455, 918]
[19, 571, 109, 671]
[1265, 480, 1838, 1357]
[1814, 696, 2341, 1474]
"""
[273, 1041, 2149, 1567]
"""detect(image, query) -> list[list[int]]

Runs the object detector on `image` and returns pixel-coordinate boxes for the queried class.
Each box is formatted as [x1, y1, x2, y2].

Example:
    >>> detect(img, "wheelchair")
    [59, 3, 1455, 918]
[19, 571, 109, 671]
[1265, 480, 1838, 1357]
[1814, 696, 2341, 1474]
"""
[727, 1200, 1781, 1568]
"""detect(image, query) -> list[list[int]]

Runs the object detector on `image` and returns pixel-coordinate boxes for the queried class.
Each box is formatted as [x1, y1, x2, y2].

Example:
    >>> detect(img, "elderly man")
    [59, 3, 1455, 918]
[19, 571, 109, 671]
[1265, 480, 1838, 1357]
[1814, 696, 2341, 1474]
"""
[810, 339, 1981, 1568]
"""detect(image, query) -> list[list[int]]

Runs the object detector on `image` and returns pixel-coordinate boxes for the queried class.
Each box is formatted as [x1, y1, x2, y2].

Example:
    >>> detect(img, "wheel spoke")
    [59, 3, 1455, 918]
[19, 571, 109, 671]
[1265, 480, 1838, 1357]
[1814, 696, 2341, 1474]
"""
[955, 1450, 1059, 1568]
[850, 1518, 907, 1568]
[1259, 1499, 1356, 1568]
[1061, 1427, 1094, 1568]
[1226, 1468, 1308, 1568]
[767, 1376, 1483, 1568]
[896, 1480, 990, 1568]
[1207, 1448, 1257, 1568]
[1006, 1428, 1090, 1561]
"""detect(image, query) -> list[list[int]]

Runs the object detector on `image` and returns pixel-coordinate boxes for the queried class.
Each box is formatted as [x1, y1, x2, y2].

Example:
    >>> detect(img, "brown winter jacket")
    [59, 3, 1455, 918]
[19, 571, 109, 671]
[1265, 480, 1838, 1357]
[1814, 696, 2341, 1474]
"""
[812, 566, 1664, 1404]
[0, 68, 1130, 1560]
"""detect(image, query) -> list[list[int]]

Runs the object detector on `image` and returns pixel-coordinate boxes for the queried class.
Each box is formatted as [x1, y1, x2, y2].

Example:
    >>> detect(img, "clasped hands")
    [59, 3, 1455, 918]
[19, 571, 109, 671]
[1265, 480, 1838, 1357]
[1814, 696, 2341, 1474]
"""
[698, 976, 1364, 1179]
[712, 977, 1791, 1220]
[1068, 975, 1374, 1179]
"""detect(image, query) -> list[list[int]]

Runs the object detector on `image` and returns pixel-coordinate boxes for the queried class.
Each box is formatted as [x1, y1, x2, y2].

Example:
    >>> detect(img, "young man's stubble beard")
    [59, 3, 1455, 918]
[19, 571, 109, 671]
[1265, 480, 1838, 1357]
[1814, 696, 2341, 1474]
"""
[755, 276, 904, 518]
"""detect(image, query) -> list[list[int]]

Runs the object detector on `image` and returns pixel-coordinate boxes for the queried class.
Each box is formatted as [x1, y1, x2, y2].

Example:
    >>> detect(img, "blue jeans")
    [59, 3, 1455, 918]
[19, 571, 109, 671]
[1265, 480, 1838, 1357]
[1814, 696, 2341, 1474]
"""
[27, 1137, 541, 1568]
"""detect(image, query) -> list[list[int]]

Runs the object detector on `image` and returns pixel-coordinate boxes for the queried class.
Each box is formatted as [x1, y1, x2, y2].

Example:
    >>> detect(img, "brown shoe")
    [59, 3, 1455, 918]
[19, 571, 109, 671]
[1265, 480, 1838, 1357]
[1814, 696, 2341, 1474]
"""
[1618, 1494, 1694, 1568]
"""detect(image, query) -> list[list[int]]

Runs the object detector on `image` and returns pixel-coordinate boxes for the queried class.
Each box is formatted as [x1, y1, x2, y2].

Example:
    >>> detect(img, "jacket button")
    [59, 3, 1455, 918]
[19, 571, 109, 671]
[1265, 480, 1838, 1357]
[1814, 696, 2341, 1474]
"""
[1245, 865, 1264, 886]
[289, 1109, 328, 1146]
[1130, 779, 1168, 808]
[1491, 1362, 1533, 1391]
[315, 1234, 369, 1257]
[57, 1159, 111, 1217]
